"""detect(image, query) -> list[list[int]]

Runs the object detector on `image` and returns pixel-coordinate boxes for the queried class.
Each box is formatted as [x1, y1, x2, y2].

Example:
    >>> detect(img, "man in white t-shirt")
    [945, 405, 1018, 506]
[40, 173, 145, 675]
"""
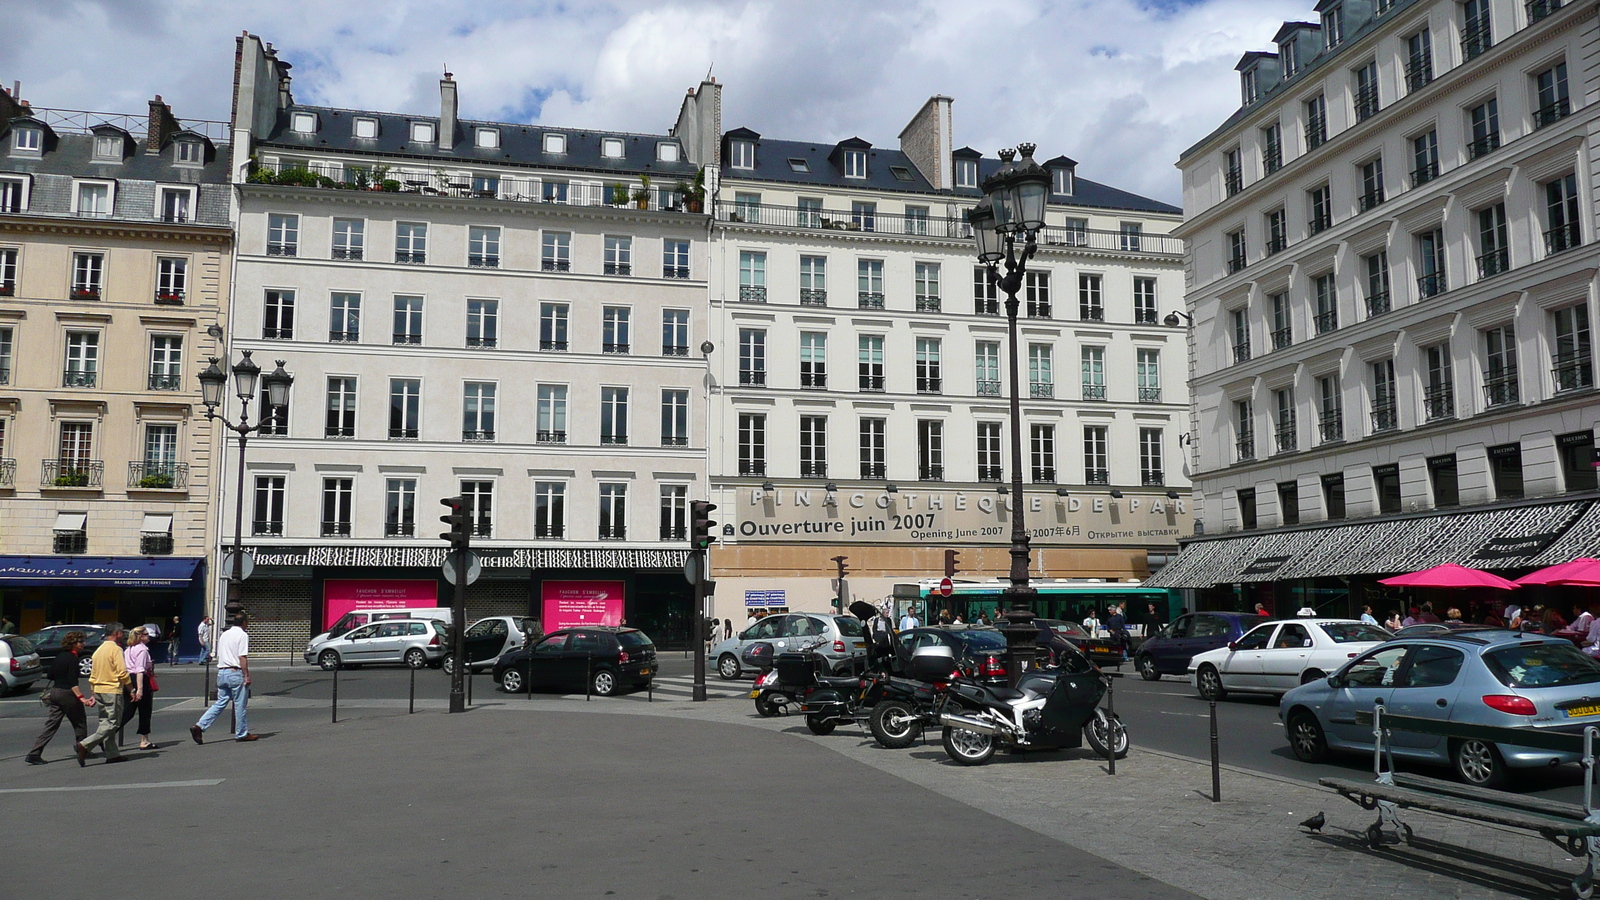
[898, 606, 920, 632]
[191, 614, 257, 743]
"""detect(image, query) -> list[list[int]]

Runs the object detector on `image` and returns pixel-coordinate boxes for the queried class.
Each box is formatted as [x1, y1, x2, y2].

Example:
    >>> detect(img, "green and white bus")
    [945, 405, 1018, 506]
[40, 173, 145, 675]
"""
[892, 579, 1180, 632]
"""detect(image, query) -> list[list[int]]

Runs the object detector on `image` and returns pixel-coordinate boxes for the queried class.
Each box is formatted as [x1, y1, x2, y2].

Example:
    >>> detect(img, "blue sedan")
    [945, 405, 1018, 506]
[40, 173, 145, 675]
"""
[1279, 630, 1600, 788]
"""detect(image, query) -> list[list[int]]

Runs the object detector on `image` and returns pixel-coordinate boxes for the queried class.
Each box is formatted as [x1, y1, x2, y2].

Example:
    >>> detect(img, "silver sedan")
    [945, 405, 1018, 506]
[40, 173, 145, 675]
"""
[305, 618, 447, 670]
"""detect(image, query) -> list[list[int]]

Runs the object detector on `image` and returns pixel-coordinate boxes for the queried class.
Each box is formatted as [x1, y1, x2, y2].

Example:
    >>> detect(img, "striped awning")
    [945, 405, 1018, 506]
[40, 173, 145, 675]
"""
[1146, 500, 1593, 589]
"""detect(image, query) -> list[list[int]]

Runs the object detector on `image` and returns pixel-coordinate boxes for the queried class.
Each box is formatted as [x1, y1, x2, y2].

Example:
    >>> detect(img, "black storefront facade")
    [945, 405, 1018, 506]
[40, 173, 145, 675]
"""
[0, 556, 208, 659]
[234, 545, 694, 654]
[1146, 495, 1600, 617]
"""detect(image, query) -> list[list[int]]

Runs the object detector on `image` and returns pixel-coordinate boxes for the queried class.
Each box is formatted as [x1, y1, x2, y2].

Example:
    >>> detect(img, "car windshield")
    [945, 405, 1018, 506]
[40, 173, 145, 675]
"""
[1322, 623, 1391, 643]
[1046, 621, 1089, 638]
[617, 630, 654, 649]
[955, 630, 1008, 651]
[834, 617, 864, 637]
[1484, 642, 1600, 689]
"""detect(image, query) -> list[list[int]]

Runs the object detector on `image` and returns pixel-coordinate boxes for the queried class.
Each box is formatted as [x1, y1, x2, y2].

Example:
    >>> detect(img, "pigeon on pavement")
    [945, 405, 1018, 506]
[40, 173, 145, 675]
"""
[1300, 811, 1326, 833]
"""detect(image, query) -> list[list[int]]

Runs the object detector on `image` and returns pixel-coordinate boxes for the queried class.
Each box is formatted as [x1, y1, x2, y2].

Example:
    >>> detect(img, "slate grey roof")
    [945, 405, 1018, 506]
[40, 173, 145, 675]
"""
[0, 129, 230, 186]
[722, 133, 1179, 215]
[258, 105, 699, 180]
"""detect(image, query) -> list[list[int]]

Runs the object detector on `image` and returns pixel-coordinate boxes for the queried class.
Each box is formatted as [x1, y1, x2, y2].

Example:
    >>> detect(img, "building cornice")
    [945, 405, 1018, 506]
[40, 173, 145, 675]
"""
[236, 252, 708, 288]
[236, 183, 711, 230]
[0, 213, 231, 245]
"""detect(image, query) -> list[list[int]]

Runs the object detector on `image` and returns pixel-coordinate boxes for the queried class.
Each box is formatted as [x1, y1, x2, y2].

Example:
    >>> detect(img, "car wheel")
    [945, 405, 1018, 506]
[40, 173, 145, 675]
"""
[1196, 664, 1227, 700]
[500, 668, 524, 693]
[717, 653, 741, 680]
[870, 702, 921, 748]
[1299, 668, 1326, 685]
[591, 668, 617, 696]
[941, 725, 995, 766]
[1137, 655, 1160, 681]
[1452, 738, 1507, 788]
[441, 654, 456, 676]
[403, 648, 427, 669]
[317, 650, 341, 671]
[1287, 710, 1327, 763]
[806, 714, 836, 736]
[79, 655, 94, 677]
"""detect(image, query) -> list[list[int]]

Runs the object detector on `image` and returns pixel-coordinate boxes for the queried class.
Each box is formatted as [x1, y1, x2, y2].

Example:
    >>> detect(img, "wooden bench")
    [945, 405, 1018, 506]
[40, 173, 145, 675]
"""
[1317, 708, 1600, 898]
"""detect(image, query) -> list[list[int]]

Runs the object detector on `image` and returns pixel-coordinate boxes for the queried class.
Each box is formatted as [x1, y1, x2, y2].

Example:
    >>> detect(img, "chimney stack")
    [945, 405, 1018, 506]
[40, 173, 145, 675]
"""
[439, 71, 458, 150]
[146, 94, 180, 154]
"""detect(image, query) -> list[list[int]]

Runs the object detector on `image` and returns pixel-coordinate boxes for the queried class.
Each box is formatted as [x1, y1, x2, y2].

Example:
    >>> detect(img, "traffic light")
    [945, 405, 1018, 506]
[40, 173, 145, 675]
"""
[831, 555, 849, 579]
[944, 549, 961, 578]
[691, 500, 718, 550]
[831, 555, 849, 611]
[439, 495, 470, 550]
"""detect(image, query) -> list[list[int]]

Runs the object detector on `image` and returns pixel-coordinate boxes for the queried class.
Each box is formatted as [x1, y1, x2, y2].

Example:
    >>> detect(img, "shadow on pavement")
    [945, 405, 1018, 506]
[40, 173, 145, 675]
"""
[1308, 830, 1572, 899]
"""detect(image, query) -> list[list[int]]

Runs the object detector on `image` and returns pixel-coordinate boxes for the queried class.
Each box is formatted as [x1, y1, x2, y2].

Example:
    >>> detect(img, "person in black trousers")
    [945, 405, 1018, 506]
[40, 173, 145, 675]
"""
[25, 631, 95, 765]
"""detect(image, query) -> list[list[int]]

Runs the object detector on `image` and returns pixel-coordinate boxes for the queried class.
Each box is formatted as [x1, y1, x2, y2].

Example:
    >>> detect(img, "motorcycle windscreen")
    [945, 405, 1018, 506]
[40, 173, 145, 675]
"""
[1041, 671, 1105, 732]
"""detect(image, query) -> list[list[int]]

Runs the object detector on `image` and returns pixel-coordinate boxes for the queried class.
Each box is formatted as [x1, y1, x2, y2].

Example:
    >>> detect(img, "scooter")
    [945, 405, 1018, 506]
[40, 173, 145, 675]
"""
[936, 651, 1128, 766]
[797, 601, 893, 734]
[750, 638, 859, 718]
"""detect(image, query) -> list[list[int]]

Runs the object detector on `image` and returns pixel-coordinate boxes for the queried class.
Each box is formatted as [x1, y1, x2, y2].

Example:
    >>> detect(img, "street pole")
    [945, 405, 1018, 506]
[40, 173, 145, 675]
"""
[449, 545, 467, 713]
[227, 405, 248, 622]
[692, 546, 707, 702]
[997, 238, 1037, 605]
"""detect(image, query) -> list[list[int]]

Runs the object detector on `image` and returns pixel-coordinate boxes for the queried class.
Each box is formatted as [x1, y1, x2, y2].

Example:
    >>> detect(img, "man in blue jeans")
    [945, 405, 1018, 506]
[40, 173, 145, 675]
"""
[191, 613, 258, 743]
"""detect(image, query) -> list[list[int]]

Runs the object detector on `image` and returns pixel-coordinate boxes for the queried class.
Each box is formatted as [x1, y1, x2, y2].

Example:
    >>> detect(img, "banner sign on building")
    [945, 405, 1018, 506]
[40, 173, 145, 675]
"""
[734, 488, 1191, 546]
[541, 580, 626, 630]
[323, 579, 439, 629]
[744, 589, 787, 609]
[1241, 555, 1292, 577]
[1472, 532, 1565, 561]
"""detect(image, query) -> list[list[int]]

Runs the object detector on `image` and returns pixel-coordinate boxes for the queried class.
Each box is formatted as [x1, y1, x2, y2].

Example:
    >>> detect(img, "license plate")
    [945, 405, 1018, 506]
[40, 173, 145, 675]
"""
[750, 690, 760, 699]
[639, 668, 651, 676]
[1567, 704, 1600, 718]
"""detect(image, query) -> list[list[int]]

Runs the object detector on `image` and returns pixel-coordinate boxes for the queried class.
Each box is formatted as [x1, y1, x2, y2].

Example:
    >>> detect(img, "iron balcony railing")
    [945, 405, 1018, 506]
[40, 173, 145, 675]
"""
[915, 295, 941, 312]
[321, 521, 352, 537]
[1266, 237, 1287, 255]
[1141, 471, 1166, 487]
[919, 465, 944, 482]
[462, 429, 497, 442]
[43, 459, 103, 487]
[1075, 305, 1097, 321]
[1314, 310, 1338, 334]
[154, 288, 185, 305]
[1138, 387, 1161, 403]
[664, 266, 691, 279]
[1275, 424, 1298, 453]
[1365, 291, 1391, 318]
[1308, 213, 1332, 236]
[861, 463, 886, 479]
[263, 327, 293, 340]
[1528, 0, 1566, 22]
[1032, 468, 1057, 484]
[1423, 384, 1455, 421]
[1236, 436, 1255, 461]
[266, 242, 296, 257]
[1461, 22, 1493, 60]
[714, 200, 1184, 255]
[389, 427, 418, 440]
[63, 368, 97, 388]
[332, 246, 363, 260]
[1483, 374, 1519, 408]
[1371, 402, 1398, 432]
[541, 259, 570, 272]
[394, 251, 425, 265]
[739, 370, 767, 387]
[467, 336, 498, 349]
[1305, 116, 1328, 150]
[1030, 382, 1054, 399]
[1318, 411, 1343, 443]
[1553, 353, 1594, 393]
[325, 423, 355, 438]
[800, 288, 827, 307]
[540, 339, 568, 351]
[1477, 248, 1511, 279]
[602, 342, 630, 354]
[1546, 223, 1582, 255]
[1468, 134, 1501, 161]
[1263, 150, 1283, 175]
[916, 376, 942, 394]
[975, 298, 1000, 316]
[597, 527, 628, 541]
[1355, 87, 1380, 122]
[1411, 161, 1439, 187]
[739, 285, 766, 303]
[139, 534, 173, 555]
[662, 435, 689, 447]
[801, 370, 827, 389]
[600, 433, 629, 446]
[662, 344, 689, 357]
[801, 462, 827, 478]
[329, 330, 359, 343]
[129, 461, 187, 489]
[739, 460, 766, 477]
[603, 262, 630, 276]
[978, 465, 1004, 482]
[659, 526, 688, 541]
[537, 430, 567, 444]
[1225, 169, 1243, 197]
[470, 254, 501, 269]
[1358, 190, 1385, 212]
[252, 519, 284, 536]
[393, 332, 421, 345]
[1228, 255, 1247, 275]
[1135, 308, 1159, 324]
[1271, 327, 1292, 351]
[0, 281, 14, 297]
[859, 374, 885, 392]
[1081, 384, 1105, 400]
[1536, 98, 1572, 129]
[1233, 343, 1252, 364]
[858, 292, 885, 310]
[1405, 56, 1433, 92]
[976, 380, 1000, 396]
[534, 525, 566, 540]
[0, 458, 13, 487]
[1085, 468, 1111, 485]
[147, 372, 182, 391]
[1418, 272, 1447, 298]
[385, 522, 416, 538]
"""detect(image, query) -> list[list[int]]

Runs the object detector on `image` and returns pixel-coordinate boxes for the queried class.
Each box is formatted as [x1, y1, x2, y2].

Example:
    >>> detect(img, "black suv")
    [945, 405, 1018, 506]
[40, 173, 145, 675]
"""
[492, 626, 656, 696]
[24, 624, 108, 677]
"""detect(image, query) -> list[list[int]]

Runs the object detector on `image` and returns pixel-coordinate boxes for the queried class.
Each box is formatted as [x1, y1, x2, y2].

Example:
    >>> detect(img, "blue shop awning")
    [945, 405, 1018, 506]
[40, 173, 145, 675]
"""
[0, 556, 201, 588]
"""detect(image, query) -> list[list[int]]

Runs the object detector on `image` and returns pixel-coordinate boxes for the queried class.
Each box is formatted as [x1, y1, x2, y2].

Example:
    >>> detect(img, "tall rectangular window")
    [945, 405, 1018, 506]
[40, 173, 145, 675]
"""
[1139, 428, 1164, 485]
[796, 197, 823, 229]
[534, 482, 566, 538]
[599, 387, 630, 445]
[857, 259, 884, 309]
[1084, 426, 1109, 484]
[603, 235, 632, 276]
[1559, 431, 1598, 492]
[1236, 399, 1255, 460]
[659, 485, 688, 540]
[602, 307, 631, 354]
[463, 382, 496, 440]
[1429, 455, 1459, 507]
[1417, 229, 1446, 297]
[325, 377, 357, 438]
[915, 338, 942, 393]
[799, 416, 828, 477]
[1078, 274, 1102, 320]
[1232, 309, 1251, 362]
[0, 325, 14, 384]
[537, 385, 567, 442]
[1137, 349, 1160, 402]
[738, 328, 766, 386]
[800, 256, 827, 306]
[1373, 464, 1401, 514]
[1307, 183, 1332, 234]
[1359, 157, 1385, 210]
[540, 302, 568, 351]
[1237, 488, 1257, 530]
[1364, 251, 1391, 317]
[915, 262, 941, 311]
[975, 341, 1000, 396]
[1469, 97, 1500, 160]
[1026, 271, 1051, 318]
[1553, 305, 1593, 392]
[332, 218, 364, 260]
[851, 201, 876, 232]
[71, 253, 103, 298]
[392, 296, 422, 345]
[321, 478, 353, 537]
[155, 257, 187, 303]
[1477, 203, 1509, 279]
[1133, 277, 1157, 323]
[385, 479, 417, 536]
[977, 422, 1002, 481]
[1080, 346, 1104, 400]
[1483, 323, 1518, 408]
[860, 418, 886, 478]
[1318, 374, 1343, 443]
[739, 413, 767, 476]
[1314, 273, 1337, 334]
[462, 481, 493, 537]
[1305, 94, 1328, 149]
[1279, 481, 1300, 526]
[394, 222, 427, 264]
[800, 332, 827, 389]
[1271, 293, 1292, 350]
[1262, 123, 1283, 174]
[1224, 147, 1244, 196]
[466, 299, 498, 348]
[1371, 359, 1397, 431]
[661, 389, 688, 446]
[1424, 342, 1454, 421]
[664, 239, 691, 279]
[598, 484, 628, 540]
[1547, 174, 1582, 255]
[142, 424, 178, 478]
[1029, 345, 1054, 398]
[57, 423, 93, 478]
[858, 335, 884, 391]
[1462, 0, 1492, 60]
[467, 226, 500, 268]
[388, 378, 420, 439]
[662, 309, 689, 356]
[1030, 424, 1056, 483]
[1412, 130, 1439, 186]
[1354, 61, 1379, 121]
[259, 383, 289, 436]
[329, 292, 361, 342]
[1274, 389, 1297, 452]
[1406, 29, 1433, 92]
[541, 232, 571, 272]
[264, 290, 295, 339]
[148, 335, 182, 391]
[1227, 230, 1247, 274]
[253, 476, 286, 535]
[917, 420, 944, 481]
[267, 213, 298, 255]
[974, 266, 999, 315]
[1323, 473, 1346, 520]
[739, 250, 766, 302]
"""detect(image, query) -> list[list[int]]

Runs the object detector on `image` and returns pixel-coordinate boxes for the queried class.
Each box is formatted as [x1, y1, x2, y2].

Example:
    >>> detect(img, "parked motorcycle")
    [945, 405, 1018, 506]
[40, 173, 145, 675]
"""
[867, 643, 965, 748]
[936, 654, 1128, 766]
[751, 639, 860, 718]
[799, 600, 898, 734]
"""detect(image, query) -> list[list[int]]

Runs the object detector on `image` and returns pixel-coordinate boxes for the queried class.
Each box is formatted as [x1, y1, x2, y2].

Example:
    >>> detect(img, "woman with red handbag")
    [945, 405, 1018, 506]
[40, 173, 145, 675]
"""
[122, 626, 159, 749]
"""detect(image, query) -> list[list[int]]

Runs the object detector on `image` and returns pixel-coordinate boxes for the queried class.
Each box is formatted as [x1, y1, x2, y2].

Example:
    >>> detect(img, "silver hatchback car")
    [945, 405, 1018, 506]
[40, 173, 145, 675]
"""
[710, 613, 868, 679]
[0, 635, 43, 694]
[305, 618, 447, 670]
[1280, 630, 1600, 787]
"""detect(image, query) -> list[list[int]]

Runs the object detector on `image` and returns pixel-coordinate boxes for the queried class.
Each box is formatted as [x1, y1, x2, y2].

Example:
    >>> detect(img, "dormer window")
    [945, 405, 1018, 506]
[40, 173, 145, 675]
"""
[174, 140, 203, 164]
[602, 138, 623, 158]
[12, 127, 40, 152]
[843, 149, 867, 179]
[1281, 40, 1299, 76]
[1053, 168, 1074, 195]
[1241, 68, 1260, 105]
[955, 158, 978, 188]
[543, 133, 567, 154]
[1321, 8, 1342, 48]
[731, 140, 755, 169]
[657, 142, 679, 162]
[291, 112, 317, 134]
[475, 128, 499, 149]
[353, 117, 379, 139]
[410, 122, 436, 143]
[94, 135, 122, 160]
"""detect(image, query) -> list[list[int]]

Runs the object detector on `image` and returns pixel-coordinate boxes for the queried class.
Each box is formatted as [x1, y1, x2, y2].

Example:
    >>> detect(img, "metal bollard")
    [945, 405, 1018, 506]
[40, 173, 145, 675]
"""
[1105, 677, 1116, 776]
[332, 664, 339, 724]
[1209, 698, 1221, 802]
[586, 654, 592, 701]
[648, 677, 652, 703]
[204, 657, 214, 703]
[409, 665, 415, 714]
[467, 668, 473, 707]
[526, 660, 533, 700]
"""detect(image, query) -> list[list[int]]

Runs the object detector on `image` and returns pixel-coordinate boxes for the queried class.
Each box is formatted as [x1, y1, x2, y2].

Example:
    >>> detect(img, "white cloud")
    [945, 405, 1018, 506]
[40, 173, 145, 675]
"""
[0, 0, 1309, 204]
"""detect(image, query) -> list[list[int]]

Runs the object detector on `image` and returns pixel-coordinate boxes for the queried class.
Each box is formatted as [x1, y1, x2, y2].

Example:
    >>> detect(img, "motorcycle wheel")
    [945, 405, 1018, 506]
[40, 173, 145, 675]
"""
[754, 692, 784, 718]
[869, 702, 922, 749]
[806, 713, 837, 736]
[941, 725, 996, 766]
[1083, 709, 1130, 759]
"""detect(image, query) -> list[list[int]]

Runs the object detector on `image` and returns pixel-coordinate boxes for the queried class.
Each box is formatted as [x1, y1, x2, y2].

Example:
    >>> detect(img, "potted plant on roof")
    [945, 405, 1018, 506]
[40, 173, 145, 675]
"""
[632, 174, 652, 210]
[676, 167, 706, 214]
[610, 182, 629, 206]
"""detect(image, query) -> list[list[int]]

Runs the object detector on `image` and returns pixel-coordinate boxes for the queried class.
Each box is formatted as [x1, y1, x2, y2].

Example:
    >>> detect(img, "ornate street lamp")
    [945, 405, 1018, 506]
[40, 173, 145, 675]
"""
[199, 349, 294, 622]
[967, 143, 1053, 619]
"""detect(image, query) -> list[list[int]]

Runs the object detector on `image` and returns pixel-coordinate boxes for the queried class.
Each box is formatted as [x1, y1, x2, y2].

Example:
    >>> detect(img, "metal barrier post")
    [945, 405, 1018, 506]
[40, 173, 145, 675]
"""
[1105, 677, 1116, 776]
[331, 664, 339, 724]
[467, 668, 473, 707]
[526, 661, 533, 700]
[204, 657, 214, 703]
[648, 677, 652, 703]
[1209, 698, 1221, 802]
[586, 654, 592, 701]
[409, 666, 415, 714]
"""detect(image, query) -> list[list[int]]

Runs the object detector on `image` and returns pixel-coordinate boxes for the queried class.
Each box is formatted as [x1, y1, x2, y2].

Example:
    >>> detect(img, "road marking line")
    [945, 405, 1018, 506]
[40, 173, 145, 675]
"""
[1156, 711, 1210, 718]
[0, 779, 224, 794]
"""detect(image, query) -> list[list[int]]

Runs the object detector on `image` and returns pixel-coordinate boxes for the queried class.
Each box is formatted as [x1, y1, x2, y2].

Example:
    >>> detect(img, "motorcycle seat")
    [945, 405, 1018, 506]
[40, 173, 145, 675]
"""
[819, 675, 860, 689]
[983, 685, 1027, 702]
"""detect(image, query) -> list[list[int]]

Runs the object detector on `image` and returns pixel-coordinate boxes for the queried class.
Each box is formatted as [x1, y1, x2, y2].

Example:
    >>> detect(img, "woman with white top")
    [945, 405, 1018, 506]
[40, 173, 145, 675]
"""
[122, 626, 158, 749]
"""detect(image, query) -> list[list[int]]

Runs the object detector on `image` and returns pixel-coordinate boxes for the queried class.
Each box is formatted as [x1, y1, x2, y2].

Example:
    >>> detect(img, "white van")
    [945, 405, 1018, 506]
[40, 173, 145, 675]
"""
[314, 607, 452, 643]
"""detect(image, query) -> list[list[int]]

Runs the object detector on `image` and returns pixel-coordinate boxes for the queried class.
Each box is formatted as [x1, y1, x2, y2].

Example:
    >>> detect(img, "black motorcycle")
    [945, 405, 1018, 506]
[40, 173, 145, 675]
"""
[797, 601, 894, 734]
[936, 652, 1128, 766]
[750, 639, 861, 718]
[866, 643, 967, 748]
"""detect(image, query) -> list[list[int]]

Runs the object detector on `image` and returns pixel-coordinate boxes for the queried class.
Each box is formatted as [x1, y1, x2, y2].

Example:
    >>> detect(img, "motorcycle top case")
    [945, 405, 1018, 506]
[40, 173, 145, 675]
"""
[1041, 671, 1105, 733]
[775, 651, 824, 685]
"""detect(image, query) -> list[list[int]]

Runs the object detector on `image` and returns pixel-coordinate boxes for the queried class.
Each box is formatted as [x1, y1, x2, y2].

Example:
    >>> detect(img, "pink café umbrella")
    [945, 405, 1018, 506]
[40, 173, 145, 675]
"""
[1379, 563, 1520, 590]
[1515, 558, 1600, 587]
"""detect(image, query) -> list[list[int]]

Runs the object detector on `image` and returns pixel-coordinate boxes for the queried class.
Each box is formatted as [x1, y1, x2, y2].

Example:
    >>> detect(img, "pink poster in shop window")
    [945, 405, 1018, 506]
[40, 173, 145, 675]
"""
[323, 579, 439, 630]
[541, 581, 625, 630]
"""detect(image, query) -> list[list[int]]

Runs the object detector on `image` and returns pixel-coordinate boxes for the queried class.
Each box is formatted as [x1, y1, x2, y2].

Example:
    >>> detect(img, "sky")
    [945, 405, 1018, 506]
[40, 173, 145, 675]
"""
[0, 0, 1310, 205]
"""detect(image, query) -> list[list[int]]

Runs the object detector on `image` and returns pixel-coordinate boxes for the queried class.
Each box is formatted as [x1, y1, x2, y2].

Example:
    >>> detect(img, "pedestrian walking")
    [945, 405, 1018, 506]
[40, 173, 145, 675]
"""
[122, 626, 159, 749]
[25, 631, 94, 765]
[1082, 609, 1101, 636]
[1107, 605, 1130, 661]
[898, 605, 920, 632]
[723, 619, 732, 641]
[75, 622, 130, 766]
[196, 616, 213, 663]
[191, 614, 257, 744]
[167, 617, 180, 664]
